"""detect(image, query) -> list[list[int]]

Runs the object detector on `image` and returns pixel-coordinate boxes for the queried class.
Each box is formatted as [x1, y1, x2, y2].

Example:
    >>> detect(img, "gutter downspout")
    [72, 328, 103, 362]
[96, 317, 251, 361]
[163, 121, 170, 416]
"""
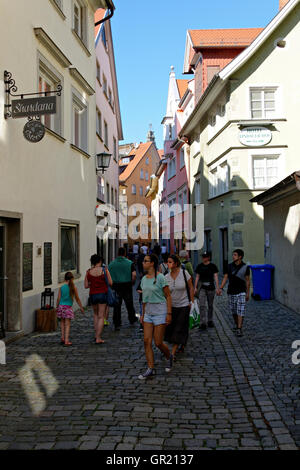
[95, 1, 115, 26]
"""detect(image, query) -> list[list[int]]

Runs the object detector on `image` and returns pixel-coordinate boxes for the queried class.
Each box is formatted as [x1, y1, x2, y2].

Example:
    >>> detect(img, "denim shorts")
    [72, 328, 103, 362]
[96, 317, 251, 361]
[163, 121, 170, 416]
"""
[144, 312, 167, 326]
[90, 293, 107, 305]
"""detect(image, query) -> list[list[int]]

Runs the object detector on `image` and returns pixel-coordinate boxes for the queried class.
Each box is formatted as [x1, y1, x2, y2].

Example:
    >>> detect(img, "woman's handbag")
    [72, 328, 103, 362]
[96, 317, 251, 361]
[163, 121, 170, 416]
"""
[102, 267, 118, 307]
[189, 301, 200, 329]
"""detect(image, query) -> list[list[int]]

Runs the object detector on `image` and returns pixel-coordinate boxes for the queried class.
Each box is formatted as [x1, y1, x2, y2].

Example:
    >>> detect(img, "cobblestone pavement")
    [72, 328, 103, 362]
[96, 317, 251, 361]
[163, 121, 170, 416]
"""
[0, 292, 300, 450]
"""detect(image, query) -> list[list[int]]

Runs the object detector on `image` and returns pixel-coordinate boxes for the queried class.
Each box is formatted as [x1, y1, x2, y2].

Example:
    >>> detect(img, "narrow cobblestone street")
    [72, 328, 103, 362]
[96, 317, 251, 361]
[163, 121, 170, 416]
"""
[1, 293, 300, 451]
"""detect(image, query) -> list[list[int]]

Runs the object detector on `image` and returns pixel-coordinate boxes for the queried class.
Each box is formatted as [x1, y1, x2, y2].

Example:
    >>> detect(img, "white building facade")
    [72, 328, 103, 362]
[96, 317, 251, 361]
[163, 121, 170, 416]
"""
[0, 0, 111, 336]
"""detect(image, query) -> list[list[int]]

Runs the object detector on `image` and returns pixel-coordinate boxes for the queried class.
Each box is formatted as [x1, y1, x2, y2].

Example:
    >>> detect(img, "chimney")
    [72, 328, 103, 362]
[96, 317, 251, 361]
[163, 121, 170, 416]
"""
[279, 0, 289, 9]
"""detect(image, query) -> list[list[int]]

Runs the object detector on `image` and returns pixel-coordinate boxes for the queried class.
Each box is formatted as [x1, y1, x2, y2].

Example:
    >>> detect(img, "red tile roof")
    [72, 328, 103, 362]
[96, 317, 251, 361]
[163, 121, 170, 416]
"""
[189, 28, 263, 48]
[119, 142, 153, 182]
[158, 149, 164, 160]
[95, 9, 106, 39]
[176, 80, 189, 99]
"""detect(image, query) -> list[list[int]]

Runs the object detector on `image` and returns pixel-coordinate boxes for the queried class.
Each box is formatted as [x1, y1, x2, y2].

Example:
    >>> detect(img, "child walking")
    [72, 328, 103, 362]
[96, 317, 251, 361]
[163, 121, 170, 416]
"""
[56, 271, 84, 346]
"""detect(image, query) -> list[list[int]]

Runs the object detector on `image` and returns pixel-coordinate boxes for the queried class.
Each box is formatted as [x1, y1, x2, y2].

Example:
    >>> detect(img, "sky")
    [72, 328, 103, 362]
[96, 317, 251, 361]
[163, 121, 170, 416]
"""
[110, 0, 279, 150]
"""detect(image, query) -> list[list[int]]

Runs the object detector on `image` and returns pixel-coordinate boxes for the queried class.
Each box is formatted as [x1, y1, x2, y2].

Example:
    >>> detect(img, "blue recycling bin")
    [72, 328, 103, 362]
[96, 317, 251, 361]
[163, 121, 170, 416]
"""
[249, 264, 274, 300]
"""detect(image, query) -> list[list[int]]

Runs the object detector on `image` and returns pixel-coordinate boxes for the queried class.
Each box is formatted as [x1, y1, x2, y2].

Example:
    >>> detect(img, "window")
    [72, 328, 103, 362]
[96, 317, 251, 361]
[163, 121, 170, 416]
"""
[252, 155, 279, 188]
[204, 230, 212, 253]
[60, 223, 79, 275]
[106, 183, 110, 203]
[140, 169, 144, 180]
[168, 156, 176, 179]
[38, 60, 62, 135]
[132, 184, 136, 195]
[183, 189, 188, 208]
[72, 91, 88, 152]
[146, 157, 149, 165]
[140, 186, 143, 196]
[104, 121, 108, 148]
[103, 74, 107, 96]
[207, 66, 220, 84]
[209, 168, 218, 198]
[97, 176, 105, 201]
[180, 149, 185, 169]
[96, 60, 101, 84]
[113, 137, 117, 161]
[250, 88, 276, 119]
[108, 87, 113, 106]
[73, 0, 87, 45]
[96, 108, 102, 139]
[195, 179, 201, 204]
[111, 187, 114, 206]
[168, 124, 173, 140]
[145, 171, 149, 181]
[122, 158, 129, 164]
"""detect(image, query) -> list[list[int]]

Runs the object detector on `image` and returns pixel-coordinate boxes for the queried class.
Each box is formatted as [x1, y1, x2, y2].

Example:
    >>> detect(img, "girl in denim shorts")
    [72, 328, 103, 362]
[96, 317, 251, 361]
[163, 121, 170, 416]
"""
[138, 254, 172, 380]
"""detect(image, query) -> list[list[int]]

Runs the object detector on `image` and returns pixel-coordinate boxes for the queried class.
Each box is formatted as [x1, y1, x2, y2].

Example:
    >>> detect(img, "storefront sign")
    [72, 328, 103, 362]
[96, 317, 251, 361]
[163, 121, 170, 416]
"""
[239, 127, 272, 147]
[23, 121, 45, 143]
[12, 96, 56, 119]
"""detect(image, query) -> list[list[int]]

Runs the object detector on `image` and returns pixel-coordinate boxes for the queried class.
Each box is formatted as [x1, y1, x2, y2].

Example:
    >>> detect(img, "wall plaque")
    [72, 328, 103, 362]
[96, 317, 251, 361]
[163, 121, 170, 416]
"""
[23, 120, 45, 143]
[44, 242, 52, 286]
[23, 243, 33, 292]
[239, 127, 272, 147]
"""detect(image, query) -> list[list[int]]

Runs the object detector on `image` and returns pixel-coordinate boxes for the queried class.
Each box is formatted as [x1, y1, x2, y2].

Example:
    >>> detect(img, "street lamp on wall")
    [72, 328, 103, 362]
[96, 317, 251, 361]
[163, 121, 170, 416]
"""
[96, 152, 112, 174]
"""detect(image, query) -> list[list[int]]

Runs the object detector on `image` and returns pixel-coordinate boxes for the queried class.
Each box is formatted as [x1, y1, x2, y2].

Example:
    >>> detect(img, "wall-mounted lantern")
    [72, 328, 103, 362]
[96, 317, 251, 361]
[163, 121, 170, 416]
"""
[96, 152, 112, 174]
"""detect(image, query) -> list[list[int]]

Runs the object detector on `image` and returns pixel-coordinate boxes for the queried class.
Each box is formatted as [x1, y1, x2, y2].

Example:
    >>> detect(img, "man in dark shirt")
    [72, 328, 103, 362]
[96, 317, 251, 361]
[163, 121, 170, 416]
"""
[109, 247, 137, 331]
[219, 249, 250, 337]
[194, 252, 220, 330]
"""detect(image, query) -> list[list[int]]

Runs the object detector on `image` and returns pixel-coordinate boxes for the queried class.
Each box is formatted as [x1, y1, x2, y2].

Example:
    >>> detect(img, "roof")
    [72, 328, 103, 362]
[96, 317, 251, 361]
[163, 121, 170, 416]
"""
[189, 28, 263, 48]
[250, 172, 299, 204]
[176, 79, 189, 99]
[180, 0, 299, 137]
[94, 9, 106, 38]
[119, 142, 153, 182]
[158, 149, 164, 160]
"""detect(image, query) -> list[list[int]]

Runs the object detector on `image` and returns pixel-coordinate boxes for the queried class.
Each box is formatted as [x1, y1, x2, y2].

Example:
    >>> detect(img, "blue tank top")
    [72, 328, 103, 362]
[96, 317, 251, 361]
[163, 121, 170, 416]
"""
[59, 284, 73, 306]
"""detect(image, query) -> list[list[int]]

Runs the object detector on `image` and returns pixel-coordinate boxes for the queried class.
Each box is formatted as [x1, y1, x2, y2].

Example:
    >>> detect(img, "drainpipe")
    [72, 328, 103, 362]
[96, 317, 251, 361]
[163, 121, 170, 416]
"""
[95, 0, 115, 26]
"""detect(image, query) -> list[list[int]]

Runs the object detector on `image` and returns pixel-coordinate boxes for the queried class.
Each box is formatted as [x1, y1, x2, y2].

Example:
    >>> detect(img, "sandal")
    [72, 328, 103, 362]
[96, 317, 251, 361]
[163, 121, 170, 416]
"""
[64, 342, 72, 347]
[95, 339, 105, 344]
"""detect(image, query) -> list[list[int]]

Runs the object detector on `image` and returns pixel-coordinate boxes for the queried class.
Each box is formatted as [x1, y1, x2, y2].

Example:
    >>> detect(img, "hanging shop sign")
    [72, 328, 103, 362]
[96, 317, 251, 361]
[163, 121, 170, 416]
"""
[239, 127, 272, 147]
[4, 70, 62, 143]
[23, 120, 45, 143]
[12, 96, 56, 119]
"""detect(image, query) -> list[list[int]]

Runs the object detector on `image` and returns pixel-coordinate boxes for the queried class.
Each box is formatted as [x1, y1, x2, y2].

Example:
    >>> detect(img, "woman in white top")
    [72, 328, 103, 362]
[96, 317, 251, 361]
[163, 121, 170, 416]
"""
[164, 254, 194, 357]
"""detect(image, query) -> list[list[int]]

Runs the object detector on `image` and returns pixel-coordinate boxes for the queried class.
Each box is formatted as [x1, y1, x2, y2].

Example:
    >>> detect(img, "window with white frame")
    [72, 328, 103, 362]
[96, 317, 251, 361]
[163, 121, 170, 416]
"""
[145, 171, 149, 181]
[97, 176, 105, 201]
[96, 60, 101, 84]
[209, 168, 218, 198]
[96, 108, 102, 139]
[195, 179, 201, 204]
[219, 162, 229, 194]
[104, 120, 108, 147]
[168, 156, 176, 179]
[73, 0, 87, 45]
[250, 87, 277, 119]
[60, 222, 79, 275]
[140, 168, 144, 180]
[146, 157, 149, 165]
[113, 137, 117, 161]
[132, 184, 136, 195]
[139, 186, 143, 196]
[180, 149, 185, 169]
[103, 74, 108, 97]
[252, 155, 279, 189]
[38, 60, 62, 135]
[72, 90, 88, 152]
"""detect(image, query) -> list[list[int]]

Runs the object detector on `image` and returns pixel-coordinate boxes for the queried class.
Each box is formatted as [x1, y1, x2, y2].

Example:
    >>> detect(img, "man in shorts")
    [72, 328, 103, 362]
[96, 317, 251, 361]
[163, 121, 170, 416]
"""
[219, 249, 250, 337]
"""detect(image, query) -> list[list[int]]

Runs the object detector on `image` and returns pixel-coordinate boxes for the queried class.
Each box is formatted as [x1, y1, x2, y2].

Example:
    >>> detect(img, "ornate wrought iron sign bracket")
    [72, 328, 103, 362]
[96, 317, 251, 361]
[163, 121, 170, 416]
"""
[4, 70, 62, 120]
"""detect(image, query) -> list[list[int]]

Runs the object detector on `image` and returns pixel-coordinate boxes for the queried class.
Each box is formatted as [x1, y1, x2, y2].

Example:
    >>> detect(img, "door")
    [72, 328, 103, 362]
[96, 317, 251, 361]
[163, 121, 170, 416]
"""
[0, 225, 6, 338]
[220, 227, 228, 274]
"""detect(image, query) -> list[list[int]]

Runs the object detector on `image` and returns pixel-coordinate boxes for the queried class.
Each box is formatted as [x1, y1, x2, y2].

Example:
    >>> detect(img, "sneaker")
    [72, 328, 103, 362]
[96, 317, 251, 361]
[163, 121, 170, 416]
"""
[208, 321, 214, 328]
[199, 323, 207, 330]
[165, 354, 173, 373]
[138, 368, 156, 380]
[237, 329, 243, 337]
